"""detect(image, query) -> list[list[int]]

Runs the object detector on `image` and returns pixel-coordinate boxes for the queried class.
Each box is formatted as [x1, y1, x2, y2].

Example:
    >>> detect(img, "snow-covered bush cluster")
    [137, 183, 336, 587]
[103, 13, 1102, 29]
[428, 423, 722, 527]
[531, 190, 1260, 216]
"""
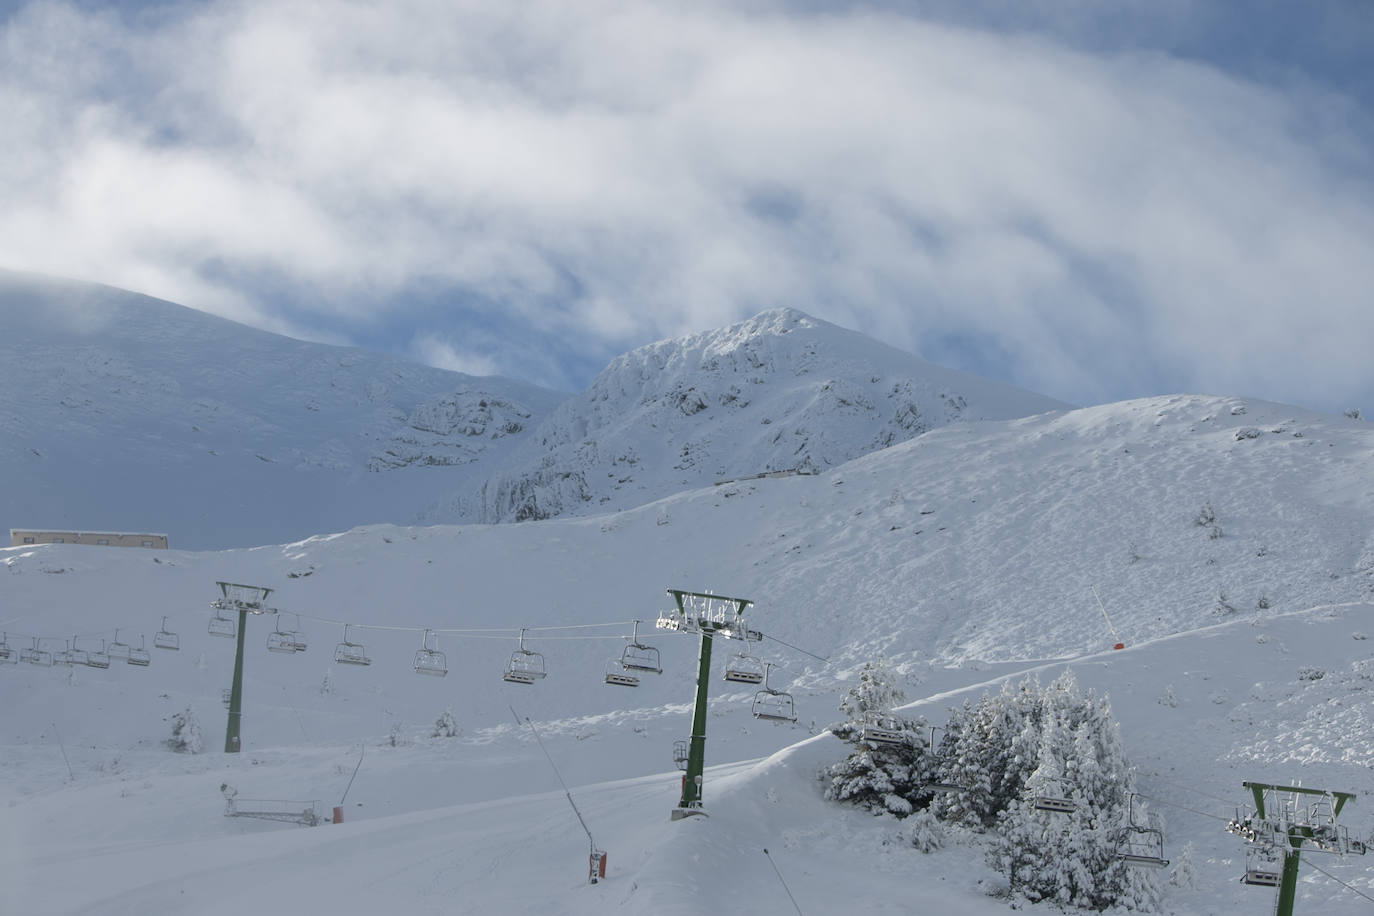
[826, 666, 1160, 911]
[166, 705, 204, 754]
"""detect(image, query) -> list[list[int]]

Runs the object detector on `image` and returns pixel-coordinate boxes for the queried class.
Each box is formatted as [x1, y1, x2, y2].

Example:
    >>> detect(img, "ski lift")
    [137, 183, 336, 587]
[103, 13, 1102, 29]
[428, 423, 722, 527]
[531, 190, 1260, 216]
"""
[672, 739, 691, 771]
[1034, 796, 1077, 814]
[413, 629, 447, 677]
[620, 620, 661, 674]
[860, 719, 908, 747]
[67, 635, 90, 667]
[0, 633, 14, 663]
[266, 614, 306, 654]
[723, 650, 765, 684]
[84, 639, 110, 669]
[154, 617, 180, 651]
[208, 605, 236, 638]
[107, 629, 131, 661]
[127, 634, 151, 667]
[21, 637, 52, 666]
[1117, 795, 1169, 868]
[751, 663, 797, 723]
[333, 624, 371, 666]
[53, 639, 75, 666]
[503, 628, 546, 684]
[1242, 846, 1281, 886]
[604, 658, 639, 687]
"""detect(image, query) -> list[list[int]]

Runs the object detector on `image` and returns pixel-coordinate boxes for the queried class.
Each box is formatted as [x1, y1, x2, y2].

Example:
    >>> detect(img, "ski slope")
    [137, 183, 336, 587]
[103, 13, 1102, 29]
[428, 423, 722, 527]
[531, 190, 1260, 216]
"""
[3, 394, 1373, 914]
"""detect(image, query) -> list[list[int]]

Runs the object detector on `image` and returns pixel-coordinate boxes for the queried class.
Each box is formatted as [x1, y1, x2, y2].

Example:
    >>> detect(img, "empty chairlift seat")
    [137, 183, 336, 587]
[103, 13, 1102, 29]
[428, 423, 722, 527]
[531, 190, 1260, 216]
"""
[333, 625, 371, 666]
[604, 659, 639, 687]
[751, 662, 797, 723]
[503, 629, 546, 684]
[127, 634, 151, 667]
[723, 651, 765, 684]
[413, 629, 447, 677]
[154, 617, 180, 651]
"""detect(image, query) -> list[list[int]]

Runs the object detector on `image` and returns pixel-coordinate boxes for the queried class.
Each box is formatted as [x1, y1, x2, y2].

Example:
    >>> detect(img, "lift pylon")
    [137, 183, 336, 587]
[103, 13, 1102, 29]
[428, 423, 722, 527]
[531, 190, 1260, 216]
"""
[1225, 781, 1365, 916]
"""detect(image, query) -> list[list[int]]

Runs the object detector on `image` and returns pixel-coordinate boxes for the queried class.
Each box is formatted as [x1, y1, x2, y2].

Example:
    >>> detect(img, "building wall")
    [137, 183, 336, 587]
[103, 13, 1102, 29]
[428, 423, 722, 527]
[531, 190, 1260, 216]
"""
[9, 530, 169, 549]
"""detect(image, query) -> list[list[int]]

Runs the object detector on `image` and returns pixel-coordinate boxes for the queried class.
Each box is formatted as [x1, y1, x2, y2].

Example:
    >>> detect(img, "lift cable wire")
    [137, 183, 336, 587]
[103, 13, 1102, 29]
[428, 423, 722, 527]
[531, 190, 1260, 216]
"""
[1303, 859, 1374, 904]
[1133, 792, 1235, 824]
[761, 633, 830, 664]
[1139, 771, 1245, 808]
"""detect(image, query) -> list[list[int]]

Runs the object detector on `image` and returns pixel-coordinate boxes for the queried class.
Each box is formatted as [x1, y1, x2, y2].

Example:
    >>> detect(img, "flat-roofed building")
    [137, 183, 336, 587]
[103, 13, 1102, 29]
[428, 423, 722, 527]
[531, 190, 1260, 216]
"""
[9, 529, 169, 549]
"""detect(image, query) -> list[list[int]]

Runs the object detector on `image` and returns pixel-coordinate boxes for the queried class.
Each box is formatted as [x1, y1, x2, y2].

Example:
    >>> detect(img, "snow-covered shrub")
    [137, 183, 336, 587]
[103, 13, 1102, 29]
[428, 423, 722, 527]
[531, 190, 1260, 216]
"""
[388, 720, 410, 747]
[320, 668, 334, 696]
[167, 705, 204, 754]
[432, 708, 460, 738]
[1194, 501, 1216, 527]
[1213, 587, 1235, 616]
[1169, 842, 1197, 889]
[901, 809, 945, 853]
[1345, 408, 1363, 420]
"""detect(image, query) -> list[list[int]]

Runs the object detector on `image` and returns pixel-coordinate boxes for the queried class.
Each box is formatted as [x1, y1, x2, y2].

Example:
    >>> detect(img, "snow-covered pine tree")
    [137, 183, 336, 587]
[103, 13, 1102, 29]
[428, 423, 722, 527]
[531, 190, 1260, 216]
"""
[989, 672, 1159, 911]
[825, 659, 933, 817]
[167, 705, 204, 754]
[432, 707, 460, 738]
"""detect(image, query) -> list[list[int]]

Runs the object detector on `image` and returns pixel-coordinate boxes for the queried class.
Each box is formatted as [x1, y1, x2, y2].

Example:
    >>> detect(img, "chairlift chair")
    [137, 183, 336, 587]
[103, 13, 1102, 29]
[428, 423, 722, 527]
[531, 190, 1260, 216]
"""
[723, 650, 765, 684]
[208, 606, 236, 638]
[84, 639, 110, 669]
[1034, 797, 1077, 814]
[22, 638, 52, 666]
[1117, 794, 1169, 868]
[620, 620, 662, 674]
[333, 624, 371, 666]
[107, 629, 131, 660]
[127, 634, 151, 667]
[604, 658, 639, 687]
[0, 633, 14, 663]
[66, 636, 90, 667]
[1242, 847, 1281, 886]
[53, 640, 75, 666]
[413, 629, 447, 677]
[860, 721, 908, 747]
[154, 617, 180, 650]
[503, 629, 546, 684]
[751, 663, 797, 723]
[266, 615, 306, 654]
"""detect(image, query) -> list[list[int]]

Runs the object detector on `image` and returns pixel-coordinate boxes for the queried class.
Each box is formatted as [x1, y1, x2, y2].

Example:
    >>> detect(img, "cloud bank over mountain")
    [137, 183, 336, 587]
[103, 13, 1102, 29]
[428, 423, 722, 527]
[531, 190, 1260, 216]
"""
[2, 1, 1371, 412]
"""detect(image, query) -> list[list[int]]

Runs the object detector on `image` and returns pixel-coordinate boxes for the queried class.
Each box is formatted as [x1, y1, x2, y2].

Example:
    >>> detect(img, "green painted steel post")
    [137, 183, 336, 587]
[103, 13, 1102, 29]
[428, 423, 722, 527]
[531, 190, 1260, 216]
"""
[224, 606, 248, 753]
[678, 628, 714, 811]
[1275, 832, 1302, 916]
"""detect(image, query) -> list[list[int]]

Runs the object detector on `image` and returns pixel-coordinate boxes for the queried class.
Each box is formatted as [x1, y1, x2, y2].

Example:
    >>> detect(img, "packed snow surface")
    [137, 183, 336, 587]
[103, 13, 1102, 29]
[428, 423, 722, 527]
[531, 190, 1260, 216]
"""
[3, 391, 1374, 914]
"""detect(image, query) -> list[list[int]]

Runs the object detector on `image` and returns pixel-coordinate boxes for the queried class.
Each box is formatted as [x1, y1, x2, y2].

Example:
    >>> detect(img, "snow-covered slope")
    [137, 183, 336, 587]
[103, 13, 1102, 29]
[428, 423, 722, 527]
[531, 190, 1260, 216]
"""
[0, 270, 566, 548]
[464, 308, 1069, 522]
[3, 393, 1373, 915]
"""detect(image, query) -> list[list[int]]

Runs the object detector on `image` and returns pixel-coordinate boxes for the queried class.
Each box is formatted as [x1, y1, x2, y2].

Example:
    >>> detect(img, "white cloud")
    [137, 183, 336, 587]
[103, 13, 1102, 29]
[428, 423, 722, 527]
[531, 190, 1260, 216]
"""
[410, 332, 500, 378]
[1, 0, 1371, 410]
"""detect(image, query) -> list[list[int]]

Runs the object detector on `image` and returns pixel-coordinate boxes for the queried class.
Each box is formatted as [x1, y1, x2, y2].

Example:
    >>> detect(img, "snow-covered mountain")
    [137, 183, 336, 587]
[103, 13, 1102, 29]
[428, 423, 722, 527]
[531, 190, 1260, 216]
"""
[0, 270, 566, 548]
[3, 387, 1373, 913]
[2, 274, 1068, 544]
[464, 308, 1069, 522]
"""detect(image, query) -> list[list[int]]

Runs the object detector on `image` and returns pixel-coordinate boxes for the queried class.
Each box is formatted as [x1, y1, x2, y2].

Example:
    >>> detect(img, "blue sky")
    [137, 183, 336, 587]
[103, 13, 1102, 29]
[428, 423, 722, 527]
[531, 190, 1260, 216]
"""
[2, 0, 1372, 413]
